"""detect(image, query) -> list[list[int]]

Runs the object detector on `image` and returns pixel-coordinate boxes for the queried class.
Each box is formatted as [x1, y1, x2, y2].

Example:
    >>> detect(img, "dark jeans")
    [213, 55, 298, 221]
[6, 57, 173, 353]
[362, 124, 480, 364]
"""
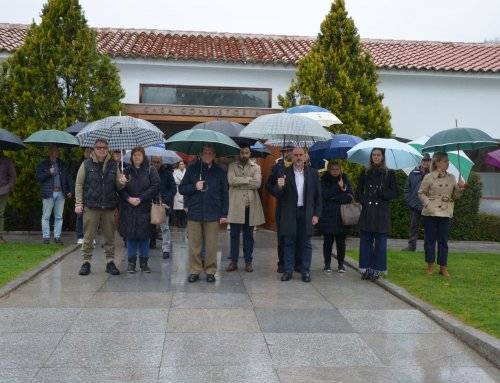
[127, 239, 150, 261]
[408, 209, 422, 250]
[359, 230, 387, 272]
[323, 233, 346, 268]
[283, 207, 312, 274]
[76, 213, 83, 239]
[423, 216, 450, 266]
[230, 207, 254, 265]
[174, 209, 187, 228]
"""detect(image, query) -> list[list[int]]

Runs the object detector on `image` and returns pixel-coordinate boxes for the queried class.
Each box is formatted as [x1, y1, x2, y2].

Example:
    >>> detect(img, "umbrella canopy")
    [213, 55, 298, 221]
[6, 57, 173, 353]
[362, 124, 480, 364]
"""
[347, 138, 423, 169]
[285, 105, 342, 127]
[422, 127, 498, 153]
[250, 142, 271, 158]
[239, 113, 332, 146]
[0, 128, 26, 151]
[76, 116, 164, 150]
[165, 129, 240, 156]
[124, 143, 182, 165]
[484, 149, 500, 168]
[309, 134, 364, 168]
[406, 135, 474, 181]
[65, 121, 89, 136]
[24, 129, 79, 147]
[192, 120, 255, 146]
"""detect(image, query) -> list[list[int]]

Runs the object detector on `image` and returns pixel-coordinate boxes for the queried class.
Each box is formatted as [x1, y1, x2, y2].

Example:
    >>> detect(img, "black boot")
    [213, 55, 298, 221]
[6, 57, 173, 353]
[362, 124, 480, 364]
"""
[127, 256, 137, 274]
[105, 261, 120, 275]
[140, 257, 151, 273]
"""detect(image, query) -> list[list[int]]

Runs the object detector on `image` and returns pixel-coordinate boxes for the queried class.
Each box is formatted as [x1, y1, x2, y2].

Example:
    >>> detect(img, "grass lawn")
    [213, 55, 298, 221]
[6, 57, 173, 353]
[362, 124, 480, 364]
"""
[0, 243, 63, 288]
[347, 249, 500, 338]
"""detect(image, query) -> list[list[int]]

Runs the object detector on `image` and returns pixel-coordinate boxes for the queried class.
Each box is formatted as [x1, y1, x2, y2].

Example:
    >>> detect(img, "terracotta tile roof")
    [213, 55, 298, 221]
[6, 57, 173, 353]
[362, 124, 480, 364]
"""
[1, 23, 499, 73]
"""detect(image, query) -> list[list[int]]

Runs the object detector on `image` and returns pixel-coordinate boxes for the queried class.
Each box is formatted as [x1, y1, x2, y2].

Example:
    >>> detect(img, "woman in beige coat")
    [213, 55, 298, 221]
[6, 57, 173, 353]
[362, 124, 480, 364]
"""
[226, 145, 265, 272]
[418, 152, 465, 277]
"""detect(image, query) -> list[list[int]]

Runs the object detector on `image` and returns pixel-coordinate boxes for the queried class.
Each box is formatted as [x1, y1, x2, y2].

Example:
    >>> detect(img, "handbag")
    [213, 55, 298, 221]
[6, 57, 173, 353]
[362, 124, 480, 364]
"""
[151, 202, 167, 225]
[340, 199, 362, 226]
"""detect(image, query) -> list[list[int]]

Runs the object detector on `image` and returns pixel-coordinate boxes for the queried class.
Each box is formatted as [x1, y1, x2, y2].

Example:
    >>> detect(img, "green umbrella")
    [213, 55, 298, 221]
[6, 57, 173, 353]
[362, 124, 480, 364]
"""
[165, 129, 240, 156]
[24, 129, 79, 147]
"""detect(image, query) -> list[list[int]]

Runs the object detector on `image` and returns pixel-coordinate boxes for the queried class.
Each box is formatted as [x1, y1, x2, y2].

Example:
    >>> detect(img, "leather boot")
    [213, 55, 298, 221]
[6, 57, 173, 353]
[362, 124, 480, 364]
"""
[426, 263, 434, 276]
[439, 266, 450, 277]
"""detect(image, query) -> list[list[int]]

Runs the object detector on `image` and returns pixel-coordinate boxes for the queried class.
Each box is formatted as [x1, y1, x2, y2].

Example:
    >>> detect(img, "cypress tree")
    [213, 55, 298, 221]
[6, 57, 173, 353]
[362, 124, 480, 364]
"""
[0, 0, 124, 229]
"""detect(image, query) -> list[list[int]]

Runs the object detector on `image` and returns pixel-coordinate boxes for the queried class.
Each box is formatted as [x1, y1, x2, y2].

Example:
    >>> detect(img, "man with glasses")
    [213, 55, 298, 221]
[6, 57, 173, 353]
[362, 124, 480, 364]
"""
[75, 138, 127, 276]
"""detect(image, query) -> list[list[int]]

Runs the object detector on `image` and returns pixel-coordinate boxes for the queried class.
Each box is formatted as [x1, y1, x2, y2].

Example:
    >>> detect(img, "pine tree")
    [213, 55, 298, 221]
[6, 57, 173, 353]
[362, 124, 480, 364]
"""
[278, 0, 392, 139]
[0, 0, 124, 229]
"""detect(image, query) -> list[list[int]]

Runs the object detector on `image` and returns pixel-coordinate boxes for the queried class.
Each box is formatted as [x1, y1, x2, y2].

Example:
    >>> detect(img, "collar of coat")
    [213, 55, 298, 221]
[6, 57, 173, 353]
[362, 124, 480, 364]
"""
[235, 159, 257, 168]
[90, 151, 113, 168]
[430, 170, 449, 179]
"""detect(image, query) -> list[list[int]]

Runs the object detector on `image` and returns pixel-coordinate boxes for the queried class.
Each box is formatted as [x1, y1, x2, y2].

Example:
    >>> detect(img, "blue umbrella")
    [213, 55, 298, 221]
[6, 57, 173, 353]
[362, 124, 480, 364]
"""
[286, 105, 342, 127]
[309, 134, 364, 168]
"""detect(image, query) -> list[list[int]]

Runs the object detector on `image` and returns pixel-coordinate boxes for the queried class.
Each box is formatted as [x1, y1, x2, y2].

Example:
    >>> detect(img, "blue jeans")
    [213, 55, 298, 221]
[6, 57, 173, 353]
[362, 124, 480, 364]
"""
[127, 239, 150, 261]
[423, 216, 450, 266]
[283, 207, 312, 274]
[41, 191, 65, 239]
[359, 230, 387, 272]
[230, 207, 254, 265]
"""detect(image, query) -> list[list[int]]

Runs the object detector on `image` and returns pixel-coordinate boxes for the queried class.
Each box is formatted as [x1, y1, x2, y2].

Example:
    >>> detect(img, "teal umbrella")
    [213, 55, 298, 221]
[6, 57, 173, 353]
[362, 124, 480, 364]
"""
[165, 129, 240, 156]
[24, 129, 79, 147]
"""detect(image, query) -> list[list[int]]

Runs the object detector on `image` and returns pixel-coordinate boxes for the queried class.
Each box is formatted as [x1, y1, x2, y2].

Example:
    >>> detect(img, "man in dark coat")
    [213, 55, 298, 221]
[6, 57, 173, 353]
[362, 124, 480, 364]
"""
[273, 147, 322, 283]
[36, 145, 73, 244]
[0, 150, 16, 243]
[150, 156, 176, 259]
[403, 153, 431, 251]
[265, 145, 294, 273]
[179, 145, 228, 283]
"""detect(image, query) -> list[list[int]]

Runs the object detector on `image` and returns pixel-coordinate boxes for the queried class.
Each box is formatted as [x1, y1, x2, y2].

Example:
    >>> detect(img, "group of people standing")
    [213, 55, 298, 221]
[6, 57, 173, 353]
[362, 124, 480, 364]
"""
[1, 136, 466, 282]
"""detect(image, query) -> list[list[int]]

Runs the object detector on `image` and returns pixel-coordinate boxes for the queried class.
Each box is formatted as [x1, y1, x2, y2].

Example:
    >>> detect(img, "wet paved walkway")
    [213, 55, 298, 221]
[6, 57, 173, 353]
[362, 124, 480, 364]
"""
[0, 229, 498, 382]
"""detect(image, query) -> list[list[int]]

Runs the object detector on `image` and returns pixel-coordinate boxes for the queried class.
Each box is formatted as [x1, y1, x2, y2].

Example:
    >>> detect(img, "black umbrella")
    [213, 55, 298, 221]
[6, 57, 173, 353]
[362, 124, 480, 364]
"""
[192, 120, 256, 146]
[0, 128, 26, 151]
[65, 121, 89, 135]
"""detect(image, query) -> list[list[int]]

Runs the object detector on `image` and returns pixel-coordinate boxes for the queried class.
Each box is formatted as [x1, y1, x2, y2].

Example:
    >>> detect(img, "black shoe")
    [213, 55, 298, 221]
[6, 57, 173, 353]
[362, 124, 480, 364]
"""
[127, 263, 136, 274]
[105, 261, 120, 275]
[43, 238, 50, 245]
[54, 238, 63, 245]
[79, 262, 91, 276]
[301, 273, 311, 283]
[361, 270, 370, 280]
[162, 251, 170, 259]
[206, 274, 216, 283]
[323, 265, 332, 273]
[188, 274, 199, 283]
[370, 270, 380, 281]
[281, 272, 292, 281]
[276, 264, 284, 273]
[140, 258, 151, 273]
[337, 264, 346, 273]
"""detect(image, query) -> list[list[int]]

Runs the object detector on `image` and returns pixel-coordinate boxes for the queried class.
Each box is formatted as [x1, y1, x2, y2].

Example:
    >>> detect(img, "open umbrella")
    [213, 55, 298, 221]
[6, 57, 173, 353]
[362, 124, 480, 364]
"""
[192, 120, 255, 146]
[347, 138, 422, 169]
[285, 105, 342, 127]
[0, 128, 26, 151]
[484, 149, 500, 169]
[124, 143, 181, 165]
[309, 134, 364, 168]
[24, 129, 79, 147]
[239, 113, 332, 147]
[250, 142, 271, 158]
[65, 121, 89, 136]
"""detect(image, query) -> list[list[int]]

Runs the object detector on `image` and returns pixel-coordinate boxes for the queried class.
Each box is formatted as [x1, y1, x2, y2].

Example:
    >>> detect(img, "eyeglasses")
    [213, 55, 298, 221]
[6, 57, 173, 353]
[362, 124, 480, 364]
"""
[95, 146, 108, 150]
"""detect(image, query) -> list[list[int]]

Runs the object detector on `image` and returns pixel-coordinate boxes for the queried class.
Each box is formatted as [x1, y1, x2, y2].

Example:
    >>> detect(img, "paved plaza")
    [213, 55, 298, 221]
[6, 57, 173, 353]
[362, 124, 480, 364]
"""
[0, 229, 498, 382]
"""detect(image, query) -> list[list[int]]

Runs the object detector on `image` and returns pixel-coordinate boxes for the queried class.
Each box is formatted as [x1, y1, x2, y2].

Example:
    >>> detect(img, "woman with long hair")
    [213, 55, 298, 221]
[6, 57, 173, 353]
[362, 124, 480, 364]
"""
[355, 148, 398, 280]
[418, 152, 465, 277]
[319, 161, 353, 273]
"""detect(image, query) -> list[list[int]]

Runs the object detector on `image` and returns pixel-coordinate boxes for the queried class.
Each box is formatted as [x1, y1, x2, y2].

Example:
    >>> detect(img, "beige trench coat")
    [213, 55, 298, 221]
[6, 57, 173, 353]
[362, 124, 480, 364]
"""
[227, 160, 265, 226]
[418, 170, 464, 218]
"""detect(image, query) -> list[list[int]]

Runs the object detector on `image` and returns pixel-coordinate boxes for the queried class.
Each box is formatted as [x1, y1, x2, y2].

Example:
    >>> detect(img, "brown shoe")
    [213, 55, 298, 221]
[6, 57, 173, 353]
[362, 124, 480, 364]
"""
[426, 263, 434, 276]
[245, 264, 254, 273]
[439, 266, 450, 277]
[225, 262, 238, 272]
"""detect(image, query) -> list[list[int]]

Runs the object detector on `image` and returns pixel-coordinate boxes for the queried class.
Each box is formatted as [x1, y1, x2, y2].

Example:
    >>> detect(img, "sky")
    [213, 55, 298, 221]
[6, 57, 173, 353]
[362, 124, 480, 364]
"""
[1, 0, 499, 42]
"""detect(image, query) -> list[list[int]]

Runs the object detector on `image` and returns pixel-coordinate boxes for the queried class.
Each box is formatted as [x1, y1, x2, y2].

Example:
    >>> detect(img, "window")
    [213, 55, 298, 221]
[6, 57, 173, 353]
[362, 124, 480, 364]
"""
[140, 84, 271, 108]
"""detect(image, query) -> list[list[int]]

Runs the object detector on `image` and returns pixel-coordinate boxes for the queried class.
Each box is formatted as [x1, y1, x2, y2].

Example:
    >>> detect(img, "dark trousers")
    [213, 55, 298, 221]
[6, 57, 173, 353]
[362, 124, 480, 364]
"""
[408, 209, 422, 250]
[230, 207, 254, 265]
[359, 230, 387, 272]
[323, 233, 346, 268]
[174, 209, 187, 228]
[423, 216, 450, 266]
[127, 239, 150, 261]
[76, 213, 83, 239]
[283, 207, 312, 274]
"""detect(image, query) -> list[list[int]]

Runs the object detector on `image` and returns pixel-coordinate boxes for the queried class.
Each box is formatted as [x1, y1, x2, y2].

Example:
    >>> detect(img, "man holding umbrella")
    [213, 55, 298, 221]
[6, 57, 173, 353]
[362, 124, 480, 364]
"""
[179, 144, 229, 283]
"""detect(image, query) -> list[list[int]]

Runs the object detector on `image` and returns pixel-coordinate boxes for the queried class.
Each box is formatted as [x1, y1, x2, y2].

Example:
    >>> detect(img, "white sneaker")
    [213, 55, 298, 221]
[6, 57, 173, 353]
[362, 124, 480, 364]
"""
[77, 238, 83, 245]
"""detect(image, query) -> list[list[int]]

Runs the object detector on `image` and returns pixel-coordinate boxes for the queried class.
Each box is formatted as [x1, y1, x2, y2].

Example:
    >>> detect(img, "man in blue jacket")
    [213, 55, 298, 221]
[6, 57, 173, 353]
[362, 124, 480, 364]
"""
[403, 153, 431, 251]
[179, 145, 228, 283]
[36, 145, 73, 244]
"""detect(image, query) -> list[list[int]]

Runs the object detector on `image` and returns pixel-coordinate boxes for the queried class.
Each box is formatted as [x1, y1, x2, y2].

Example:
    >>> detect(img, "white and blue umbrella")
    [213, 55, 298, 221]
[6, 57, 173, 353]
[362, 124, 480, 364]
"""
[347, 138, 423, 169]
[285, 105, 342, 127]
[124, 143, 181, 165]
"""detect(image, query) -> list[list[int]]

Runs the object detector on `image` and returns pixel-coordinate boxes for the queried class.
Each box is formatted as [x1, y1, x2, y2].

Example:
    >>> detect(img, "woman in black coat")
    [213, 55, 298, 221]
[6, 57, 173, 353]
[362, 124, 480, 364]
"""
[355, 148, 398, 280]
[119, 147, 160, 273]
[319, 161, 353, 273]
